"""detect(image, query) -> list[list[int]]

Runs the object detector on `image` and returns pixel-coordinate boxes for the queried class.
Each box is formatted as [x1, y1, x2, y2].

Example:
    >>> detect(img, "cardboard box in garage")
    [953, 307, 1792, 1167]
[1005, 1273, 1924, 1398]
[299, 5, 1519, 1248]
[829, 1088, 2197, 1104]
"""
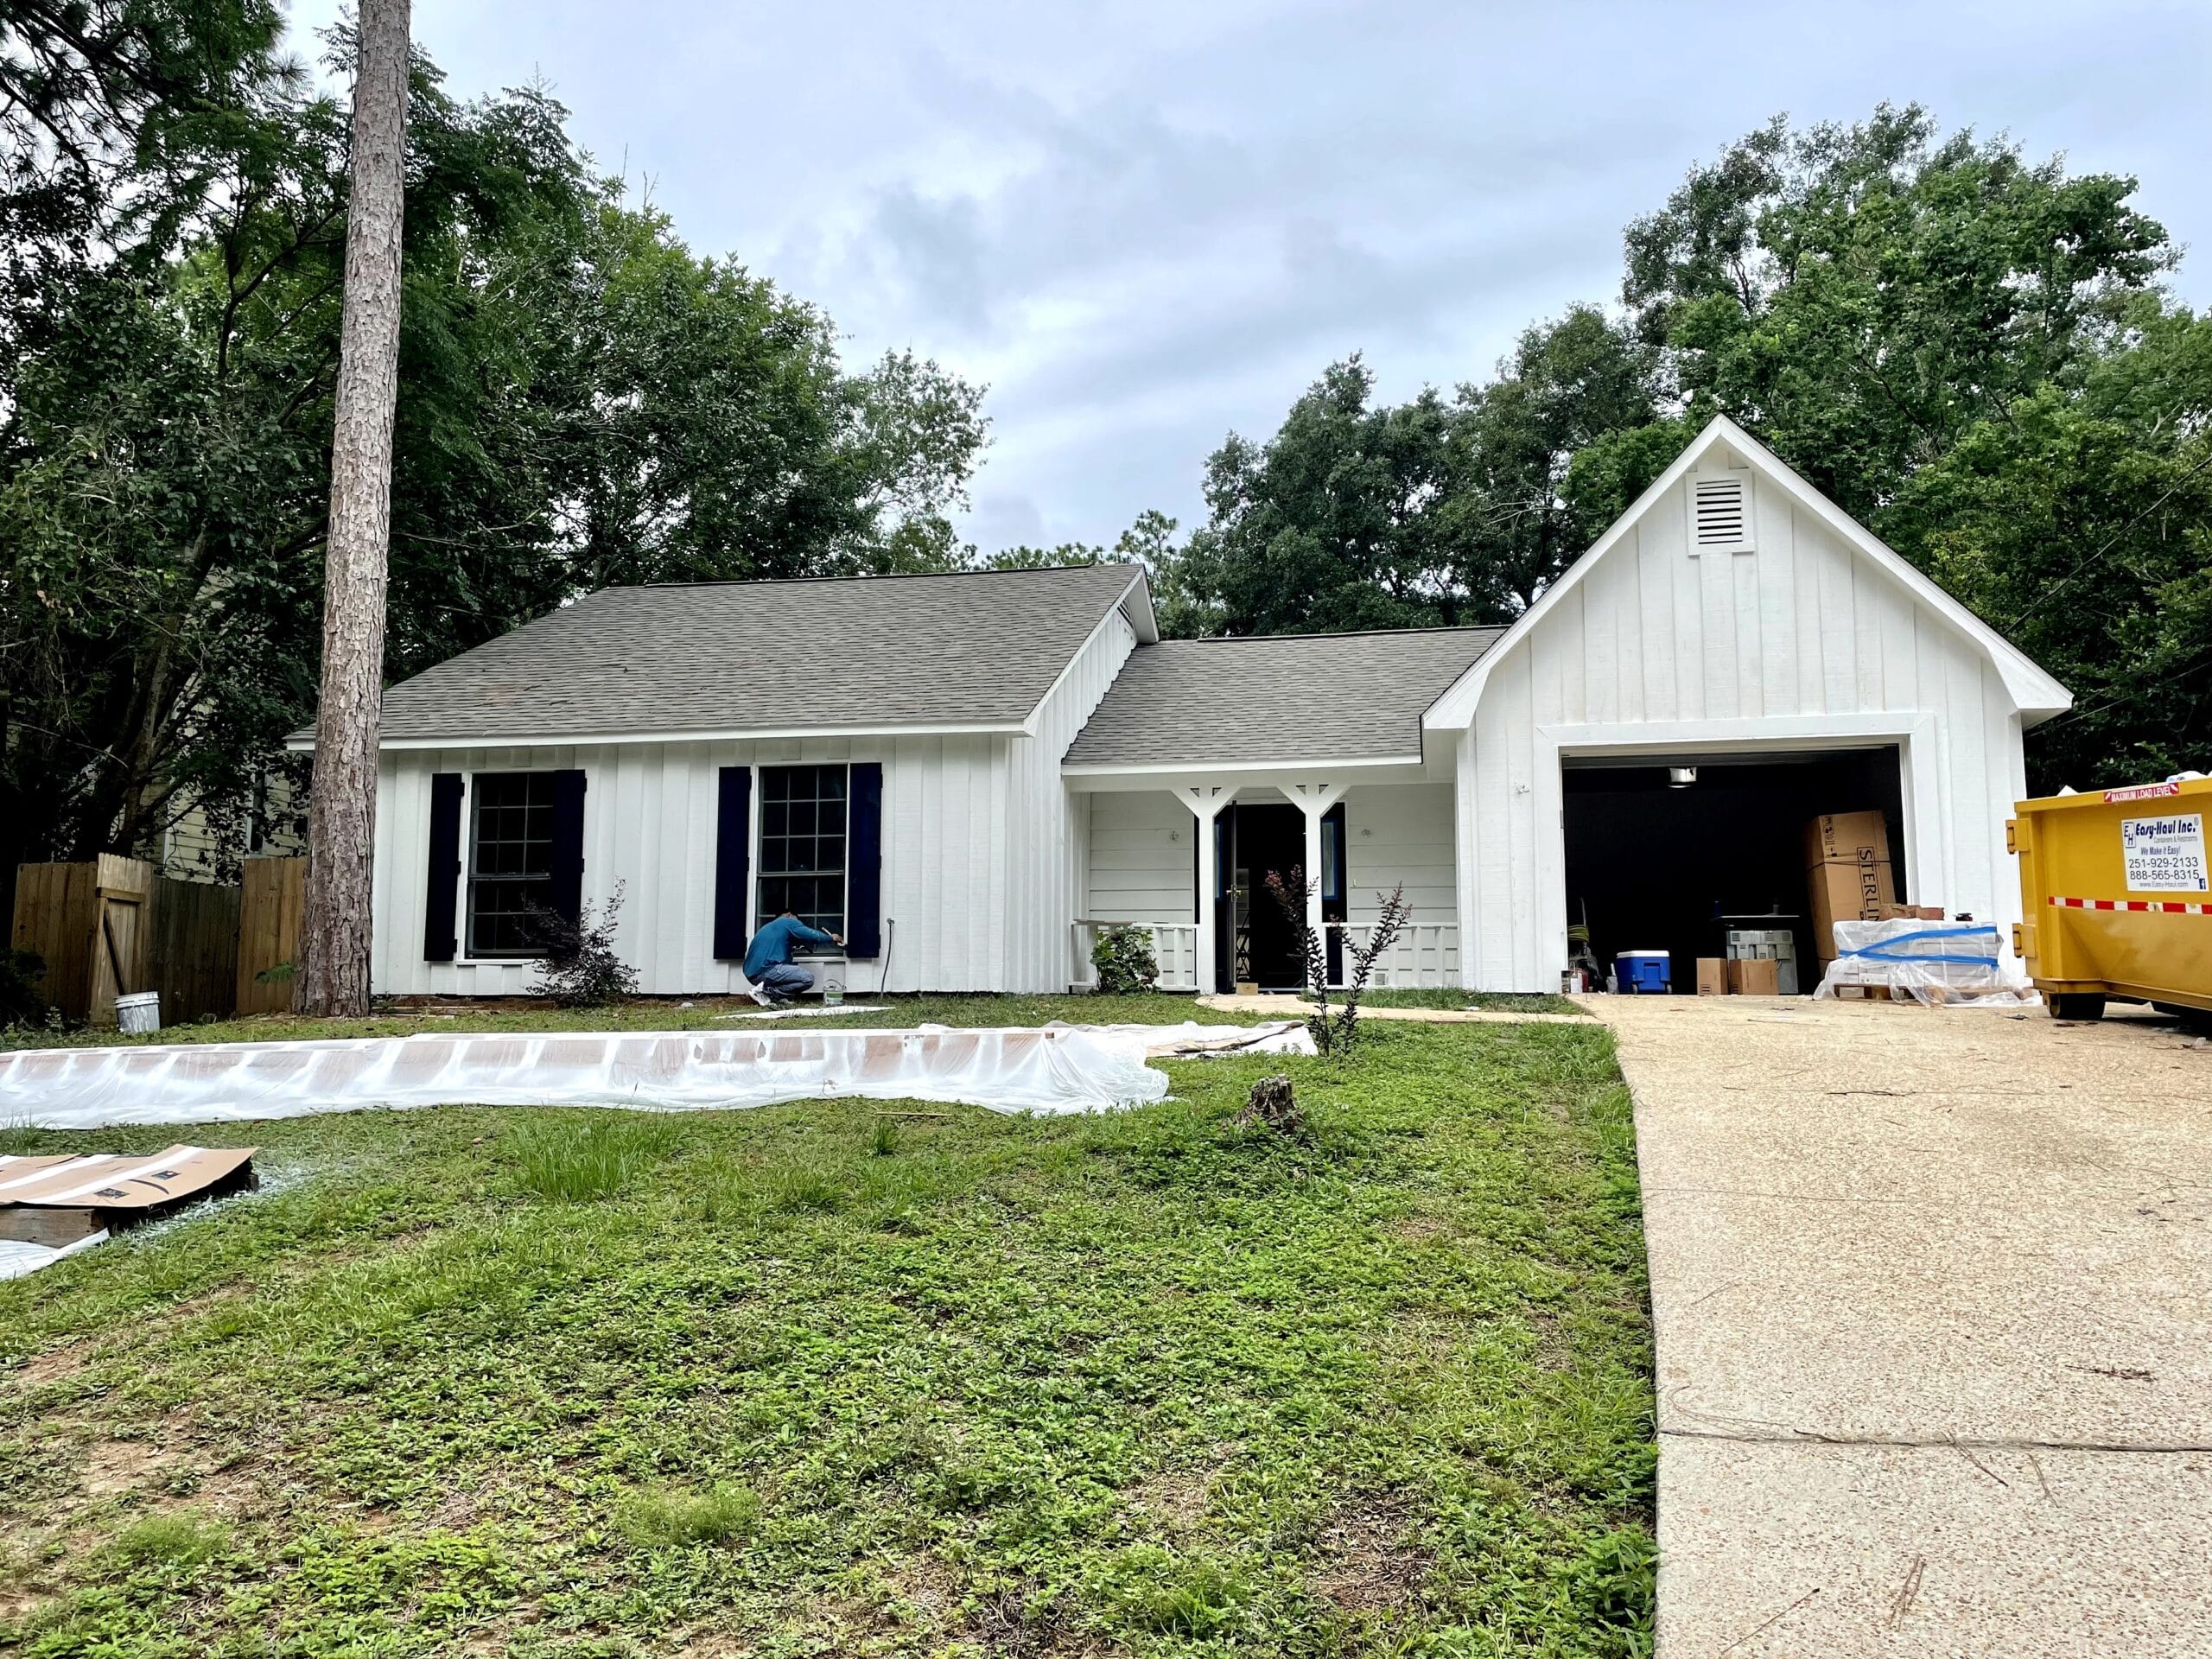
[1695, 957, 1727, 996]
[1726, 957, 1781, 995]
[1806, 810, 1896, 963]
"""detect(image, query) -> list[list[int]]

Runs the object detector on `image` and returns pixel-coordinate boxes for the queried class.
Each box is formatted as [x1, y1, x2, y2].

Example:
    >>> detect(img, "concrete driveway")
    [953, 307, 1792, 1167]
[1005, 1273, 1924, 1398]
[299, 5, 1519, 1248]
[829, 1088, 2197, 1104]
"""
[1592, 994, 2212, 1657]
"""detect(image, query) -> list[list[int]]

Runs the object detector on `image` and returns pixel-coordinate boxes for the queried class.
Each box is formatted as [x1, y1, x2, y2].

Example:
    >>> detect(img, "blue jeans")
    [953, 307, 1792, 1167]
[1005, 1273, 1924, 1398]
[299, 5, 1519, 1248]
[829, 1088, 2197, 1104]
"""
[754, 962, 815, 1001]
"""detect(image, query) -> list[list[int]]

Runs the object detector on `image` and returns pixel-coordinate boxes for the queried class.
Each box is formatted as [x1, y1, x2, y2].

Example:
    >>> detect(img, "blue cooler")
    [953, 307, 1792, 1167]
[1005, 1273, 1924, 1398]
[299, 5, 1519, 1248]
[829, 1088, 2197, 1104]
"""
[1615, 950, 1671, 995]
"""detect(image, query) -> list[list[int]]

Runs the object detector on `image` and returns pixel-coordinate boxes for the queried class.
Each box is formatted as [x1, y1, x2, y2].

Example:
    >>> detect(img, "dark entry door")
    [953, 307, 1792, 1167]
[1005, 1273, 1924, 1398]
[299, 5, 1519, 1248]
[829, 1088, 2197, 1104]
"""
[1230, 804, 1306, 989]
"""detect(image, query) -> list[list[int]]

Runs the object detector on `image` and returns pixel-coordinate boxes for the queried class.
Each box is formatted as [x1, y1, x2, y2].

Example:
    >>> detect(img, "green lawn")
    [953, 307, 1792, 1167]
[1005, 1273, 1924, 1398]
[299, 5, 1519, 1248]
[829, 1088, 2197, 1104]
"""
[0, 1019, 1654, 1657]
[0, 992, 1264, 1053]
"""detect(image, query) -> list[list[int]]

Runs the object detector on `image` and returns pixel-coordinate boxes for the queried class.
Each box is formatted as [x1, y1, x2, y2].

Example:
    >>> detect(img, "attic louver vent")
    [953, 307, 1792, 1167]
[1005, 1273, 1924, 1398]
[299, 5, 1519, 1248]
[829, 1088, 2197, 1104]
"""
[1691, 474, 1751, 550]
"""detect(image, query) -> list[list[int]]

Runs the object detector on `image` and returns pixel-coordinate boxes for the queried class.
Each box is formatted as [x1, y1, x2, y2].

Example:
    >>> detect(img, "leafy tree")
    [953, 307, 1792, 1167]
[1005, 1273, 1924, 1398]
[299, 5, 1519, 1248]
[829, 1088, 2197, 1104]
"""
[0, 29, 988, 882]
[1624, 105, 2200, 788]
[1623, 104, 2171, 515]
[1186, 104, 2204, 788]
[1170, 315, 1652, 637]
[1172, 359, 1458, 636]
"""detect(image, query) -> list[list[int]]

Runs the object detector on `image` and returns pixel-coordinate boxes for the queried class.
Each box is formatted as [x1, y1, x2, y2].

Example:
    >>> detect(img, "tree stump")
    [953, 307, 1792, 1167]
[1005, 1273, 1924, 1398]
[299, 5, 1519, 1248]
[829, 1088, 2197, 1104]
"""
[1236, 1073, 1301, 1134]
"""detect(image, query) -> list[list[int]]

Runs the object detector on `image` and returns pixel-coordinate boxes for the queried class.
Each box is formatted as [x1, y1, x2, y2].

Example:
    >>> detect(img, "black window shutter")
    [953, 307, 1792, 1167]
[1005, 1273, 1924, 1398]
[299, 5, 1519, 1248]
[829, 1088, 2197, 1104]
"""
[549, 768, 587, 927]
[846, 761, 883, 957]
[1323, 801, 1348, 984]
[712, 766, 753, 959]
[423, 773, 463, 962]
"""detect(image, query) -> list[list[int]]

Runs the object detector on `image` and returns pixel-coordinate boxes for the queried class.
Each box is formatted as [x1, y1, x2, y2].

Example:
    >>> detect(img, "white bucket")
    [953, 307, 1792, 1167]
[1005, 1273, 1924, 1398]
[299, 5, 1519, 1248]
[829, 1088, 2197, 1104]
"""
[115, 991, 162, 1034]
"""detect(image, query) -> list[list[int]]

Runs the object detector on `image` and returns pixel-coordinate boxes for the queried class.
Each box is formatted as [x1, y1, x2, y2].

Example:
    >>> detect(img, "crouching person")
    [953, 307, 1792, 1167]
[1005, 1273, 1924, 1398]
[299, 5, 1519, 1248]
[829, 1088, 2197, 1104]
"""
[743, 910, 842, 1006]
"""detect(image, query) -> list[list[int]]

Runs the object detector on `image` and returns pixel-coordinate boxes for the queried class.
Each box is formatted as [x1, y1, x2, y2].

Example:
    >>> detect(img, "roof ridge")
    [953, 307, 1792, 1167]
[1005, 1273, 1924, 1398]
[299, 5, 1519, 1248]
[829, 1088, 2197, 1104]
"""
[604, 562, 1141, 595]
[1157, 622, 1508, 644]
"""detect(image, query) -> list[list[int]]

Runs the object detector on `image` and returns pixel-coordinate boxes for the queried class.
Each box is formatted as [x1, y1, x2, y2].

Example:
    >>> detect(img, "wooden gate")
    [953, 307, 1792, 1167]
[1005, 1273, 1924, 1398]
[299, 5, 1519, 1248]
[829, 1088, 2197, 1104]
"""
[150, 876, 243, 1025]
[11, 855, 155, 1026]
[236, 855, 306, 1015]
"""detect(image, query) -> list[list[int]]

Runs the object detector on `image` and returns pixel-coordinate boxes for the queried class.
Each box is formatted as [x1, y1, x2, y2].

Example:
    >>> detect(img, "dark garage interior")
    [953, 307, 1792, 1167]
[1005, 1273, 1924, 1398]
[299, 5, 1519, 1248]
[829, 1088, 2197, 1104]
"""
[1562, 747, 1907, 993]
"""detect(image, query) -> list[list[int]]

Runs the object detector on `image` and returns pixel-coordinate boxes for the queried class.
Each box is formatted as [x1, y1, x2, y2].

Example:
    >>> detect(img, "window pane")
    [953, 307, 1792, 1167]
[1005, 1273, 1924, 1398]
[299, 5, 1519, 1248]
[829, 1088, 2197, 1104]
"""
[468, 772, 557, 957]
[759, 764, 849, 937]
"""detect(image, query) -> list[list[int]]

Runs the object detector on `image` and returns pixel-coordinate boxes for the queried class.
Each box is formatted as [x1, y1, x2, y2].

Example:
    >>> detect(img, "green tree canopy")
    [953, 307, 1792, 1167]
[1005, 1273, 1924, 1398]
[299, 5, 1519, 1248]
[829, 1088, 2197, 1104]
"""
[1175, 104, 2208, 789]
[0, 27, 987, 875]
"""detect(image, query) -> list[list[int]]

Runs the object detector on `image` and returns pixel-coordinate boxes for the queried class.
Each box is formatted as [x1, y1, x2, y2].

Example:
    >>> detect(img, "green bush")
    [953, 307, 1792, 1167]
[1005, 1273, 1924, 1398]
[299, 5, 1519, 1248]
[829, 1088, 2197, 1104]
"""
[1090, 925, 1159, 995]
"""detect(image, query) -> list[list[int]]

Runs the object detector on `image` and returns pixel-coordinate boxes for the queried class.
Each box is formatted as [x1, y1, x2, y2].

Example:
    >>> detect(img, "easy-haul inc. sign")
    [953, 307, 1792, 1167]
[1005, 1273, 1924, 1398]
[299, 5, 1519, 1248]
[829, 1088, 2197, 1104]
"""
[2120, 813, 2209, 893]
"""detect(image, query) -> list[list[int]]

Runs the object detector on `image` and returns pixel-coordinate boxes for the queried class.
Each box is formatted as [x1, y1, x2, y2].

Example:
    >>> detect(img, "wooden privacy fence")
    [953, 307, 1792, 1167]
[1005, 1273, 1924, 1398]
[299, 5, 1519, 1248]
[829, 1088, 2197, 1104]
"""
[236, 855, 307, 1015]
[11, 854, 304, 1027]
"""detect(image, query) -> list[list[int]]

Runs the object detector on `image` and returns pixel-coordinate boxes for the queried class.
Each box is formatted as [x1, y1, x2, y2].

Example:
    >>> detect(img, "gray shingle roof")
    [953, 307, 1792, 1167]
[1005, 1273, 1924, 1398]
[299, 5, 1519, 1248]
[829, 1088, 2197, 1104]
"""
[353, 563, 1147, 743]
[1062, 626, 1505, 767]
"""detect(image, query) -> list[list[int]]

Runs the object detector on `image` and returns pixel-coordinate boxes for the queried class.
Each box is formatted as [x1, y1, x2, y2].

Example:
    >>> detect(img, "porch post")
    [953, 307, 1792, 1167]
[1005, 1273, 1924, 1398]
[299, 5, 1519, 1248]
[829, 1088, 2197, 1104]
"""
[1176, 785, 1232, 995]
[1287, 780, 1349, 959]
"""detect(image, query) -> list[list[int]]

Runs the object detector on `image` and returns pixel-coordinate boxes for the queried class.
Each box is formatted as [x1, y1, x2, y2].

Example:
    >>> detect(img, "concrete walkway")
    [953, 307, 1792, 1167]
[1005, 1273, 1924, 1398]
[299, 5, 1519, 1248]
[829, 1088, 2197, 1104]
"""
[1591, 994, 2212, 1657]
[1198, 992, 1595, 1025]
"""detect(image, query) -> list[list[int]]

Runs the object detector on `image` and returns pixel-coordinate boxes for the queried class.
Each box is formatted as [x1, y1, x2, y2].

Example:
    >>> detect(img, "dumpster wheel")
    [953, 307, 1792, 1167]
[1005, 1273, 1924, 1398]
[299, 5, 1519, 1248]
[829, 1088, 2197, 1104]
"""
[2050, 992, 2106, 1022]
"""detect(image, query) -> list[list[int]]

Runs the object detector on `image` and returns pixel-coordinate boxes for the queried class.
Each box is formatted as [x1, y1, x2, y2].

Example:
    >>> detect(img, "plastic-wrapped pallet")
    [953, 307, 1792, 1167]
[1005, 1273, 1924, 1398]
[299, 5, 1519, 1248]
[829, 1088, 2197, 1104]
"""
[1813, 918, 2039, 1008]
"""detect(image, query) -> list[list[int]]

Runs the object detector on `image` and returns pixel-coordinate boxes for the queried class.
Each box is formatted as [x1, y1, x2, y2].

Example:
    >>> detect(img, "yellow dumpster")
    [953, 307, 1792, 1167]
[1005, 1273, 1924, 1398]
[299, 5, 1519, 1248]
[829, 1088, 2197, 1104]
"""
[2009, 774, 2212, 1020]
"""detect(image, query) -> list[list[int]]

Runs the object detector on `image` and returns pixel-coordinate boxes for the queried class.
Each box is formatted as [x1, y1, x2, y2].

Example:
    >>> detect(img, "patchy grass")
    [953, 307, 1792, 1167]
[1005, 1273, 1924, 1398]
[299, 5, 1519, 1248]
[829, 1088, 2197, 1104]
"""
[0, 992, 1255, 1052]
[0, 1020, 1654, 1656]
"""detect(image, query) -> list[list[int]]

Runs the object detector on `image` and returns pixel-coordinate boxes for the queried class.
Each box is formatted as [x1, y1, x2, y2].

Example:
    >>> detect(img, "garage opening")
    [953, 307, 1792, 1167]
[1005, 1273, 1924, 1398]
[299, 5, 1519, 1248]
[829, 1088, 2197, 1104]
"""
[1562, 747, 1907, 994]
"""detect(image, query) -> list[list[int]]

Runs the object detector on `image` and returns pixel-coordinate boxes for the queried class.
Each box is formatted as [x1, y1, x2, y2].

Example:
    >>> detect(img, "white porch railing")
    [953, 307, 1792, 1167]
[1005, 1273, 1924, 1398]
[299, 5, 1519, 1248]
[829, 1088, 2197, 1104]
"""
[1071, 919, 1201, 992]
[1325, 922, 1459, 989]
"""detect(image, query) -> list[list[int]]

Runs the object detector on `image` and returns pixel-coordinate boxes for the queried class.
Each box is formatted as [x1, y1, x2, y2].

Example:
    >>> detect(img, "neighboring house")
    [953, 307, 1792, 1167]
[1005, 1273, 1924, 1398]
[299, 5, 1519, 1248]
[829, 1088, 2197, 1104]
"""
[296, 416, 2069, 996]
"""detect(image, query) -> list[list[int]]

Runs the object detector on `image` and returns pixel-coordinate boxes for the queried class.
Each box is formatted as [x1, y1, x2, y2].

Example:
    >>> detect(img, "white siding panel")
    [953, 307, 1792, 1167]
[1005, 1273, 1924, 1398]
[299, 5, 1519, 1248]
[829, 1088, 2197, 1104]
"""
[368, 693, 1099, 995]
[1344, 782, 1456, 927]
[1453, 464, 2043, 990]
[1084, 791, 1192, 924]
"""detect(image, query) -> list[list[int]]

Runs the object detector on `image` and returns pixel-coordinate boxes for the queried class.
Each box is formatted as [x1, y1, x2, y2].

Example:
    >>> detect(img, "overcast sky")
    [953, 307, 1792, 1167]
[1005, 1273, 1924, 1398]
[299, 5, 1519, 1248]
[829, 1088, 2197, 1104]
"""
[288, 0, 2212, 556]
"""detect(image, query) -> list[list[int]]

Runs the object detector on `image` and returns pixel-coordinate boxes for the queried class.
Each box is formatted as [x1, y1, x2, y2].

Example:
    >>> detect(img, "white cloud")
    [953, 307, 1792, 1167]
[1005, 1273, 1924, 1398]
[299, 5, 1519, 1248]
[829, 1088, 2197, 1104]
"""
[292, 0, 2212, 554]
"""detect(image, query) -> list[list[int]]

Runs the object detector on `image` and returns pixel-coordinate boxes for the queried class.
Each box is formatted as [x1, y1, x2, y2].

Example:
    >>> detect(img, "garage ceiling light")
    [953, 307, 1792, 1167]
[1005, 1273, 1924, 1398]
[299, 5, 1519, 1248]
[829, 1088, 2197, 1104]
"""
[1669, 766, 1698, 788]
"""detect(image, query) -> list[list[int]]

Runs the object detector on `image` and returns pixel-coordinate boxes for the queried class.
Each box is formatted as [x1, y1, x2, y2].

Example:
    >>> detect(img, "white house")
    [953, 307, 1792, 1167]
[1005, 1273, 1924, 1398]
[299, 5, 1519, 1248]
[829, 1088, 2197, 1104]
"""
[308, 416, 2069, 997]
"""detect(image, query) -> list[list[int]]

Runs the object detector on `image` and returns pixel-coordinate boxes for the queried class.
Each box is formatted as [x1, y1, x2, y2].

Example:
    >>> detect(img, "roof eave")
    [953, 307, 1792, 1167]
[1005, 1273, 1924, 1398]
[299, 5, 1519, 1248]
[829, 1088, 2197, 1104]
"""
[290, 717, 1032, 754]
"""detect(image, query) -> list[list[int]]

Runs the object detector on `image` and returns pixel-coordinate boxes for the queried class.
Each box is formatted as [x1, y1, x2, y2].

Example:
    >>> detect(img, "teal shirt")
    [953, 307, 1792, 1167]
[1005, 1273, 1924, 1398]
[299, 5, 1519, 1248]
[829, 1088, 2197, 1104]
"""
[743, 916, 836, 977]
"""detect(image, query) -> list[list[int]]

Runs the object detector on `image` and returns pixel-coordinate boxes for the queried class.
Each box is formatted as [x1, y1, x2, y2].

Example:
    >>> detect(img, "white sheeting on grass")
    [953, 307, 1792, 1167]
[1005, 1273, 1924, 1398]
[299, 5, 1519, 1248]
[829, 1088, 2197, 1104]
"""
[0, 1021, 1306, 1131]
[0, 1229, 108, 1281]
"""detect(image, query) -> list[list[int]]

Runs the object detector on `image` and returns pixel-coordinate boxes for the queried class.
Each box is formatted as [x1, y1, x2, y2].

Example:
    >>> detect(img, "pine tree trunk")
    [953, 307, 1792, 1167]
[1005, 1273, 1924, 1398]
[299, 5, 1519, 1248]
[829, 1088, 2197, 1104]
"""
[298, 0, 411, 1018]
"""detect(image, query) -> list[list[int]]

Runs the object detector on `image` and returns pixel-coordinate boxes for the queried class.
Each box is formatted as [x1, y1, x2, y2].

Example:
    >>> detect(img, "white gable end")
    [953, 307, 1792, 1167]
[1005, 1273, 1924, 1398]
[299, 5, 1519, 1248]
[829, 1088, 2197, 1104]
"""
[1422, 415, 2071, 992]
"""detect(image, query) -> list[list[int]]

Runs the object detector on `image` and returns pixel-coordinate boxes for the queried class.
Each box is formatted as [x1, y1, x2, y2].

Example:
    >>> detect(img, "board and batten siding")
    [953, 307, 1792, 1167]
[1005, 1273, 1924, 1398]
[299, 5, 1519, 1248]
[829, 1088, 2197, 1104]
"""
[368, 603, 1141, 998]
[372, 733, 1020, 997]
[1080, 781, 1457, 931]
[1455, 462, 2032, 991]
[1005, 605, 1141, 989]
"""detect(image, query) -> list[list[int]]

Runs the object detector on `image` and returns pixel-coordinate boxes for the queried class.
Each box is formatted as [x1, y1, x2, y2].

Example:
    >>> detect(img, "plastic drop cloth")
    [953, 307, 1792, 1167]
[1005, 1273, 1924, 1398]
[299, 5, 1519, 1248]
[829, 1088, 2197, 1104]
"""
[0, 1021, 1306, 1132]
[1814, 918, 2039, 1008]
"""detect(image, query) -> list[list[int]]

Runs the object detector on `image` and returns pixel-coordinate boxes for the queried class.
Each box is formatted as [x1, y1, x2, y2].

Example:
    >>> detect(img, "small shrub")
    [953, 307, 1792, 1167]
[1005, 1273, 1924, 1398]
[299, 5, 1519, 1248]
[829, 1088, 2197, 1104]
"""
[510, 1114, 676, 1201]
[527, 881, 640, 1008]
[615, 1483, 760, 1548]
[872, 1116, 900, 1157]
[1262, 868, 1409, 1055]
[105, 1511, 229, 1571]
[1090, 924, 1160, 995]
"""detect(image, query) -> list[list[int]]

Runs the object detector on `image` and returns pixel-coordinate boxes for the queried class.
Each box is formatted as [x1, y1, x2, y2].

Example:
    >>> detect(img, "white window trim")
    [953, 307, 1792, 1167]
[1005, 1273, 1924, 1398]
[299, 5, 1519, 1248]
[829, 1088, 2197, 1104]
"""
[452, 768, 556, 968]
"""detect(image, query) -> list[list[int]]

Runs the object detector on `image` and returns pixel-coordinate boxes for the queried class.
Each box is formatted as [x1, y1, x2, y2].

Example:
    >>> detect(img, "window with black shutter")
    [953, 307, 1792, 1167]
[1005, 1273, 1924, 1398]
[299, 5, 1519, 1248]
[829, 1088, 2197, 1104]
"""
[757, 764, 847, 936]
[467, 772, 557, 957]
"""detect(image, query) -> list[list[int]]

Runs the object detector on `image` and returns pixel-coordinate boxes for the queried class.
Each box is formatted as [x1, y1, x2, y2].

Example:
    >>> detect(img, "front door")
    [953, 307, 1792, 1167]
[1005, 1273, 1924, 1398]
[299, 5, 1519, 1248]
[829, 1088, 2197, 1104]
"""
[1229, 804, 1306, 990]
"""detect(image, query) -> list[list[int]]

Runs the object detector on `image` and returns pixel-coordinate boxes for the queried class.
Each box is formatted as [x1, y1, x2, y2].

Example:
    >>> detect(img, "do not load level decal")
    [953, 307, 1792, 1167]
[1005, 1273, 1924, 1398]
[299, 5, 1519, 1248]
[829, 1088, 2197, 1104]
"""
[2121, 813, 2209, 893]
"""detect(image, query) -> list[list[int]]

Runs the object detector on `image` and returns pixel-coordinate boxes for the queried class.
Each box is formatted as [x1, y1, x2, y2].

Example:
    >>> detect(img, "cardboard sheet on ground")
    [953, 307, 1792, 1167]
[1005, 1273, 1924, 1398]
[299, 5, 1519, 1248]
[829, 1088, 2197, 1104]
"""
[0, 1022, 1308, 1131]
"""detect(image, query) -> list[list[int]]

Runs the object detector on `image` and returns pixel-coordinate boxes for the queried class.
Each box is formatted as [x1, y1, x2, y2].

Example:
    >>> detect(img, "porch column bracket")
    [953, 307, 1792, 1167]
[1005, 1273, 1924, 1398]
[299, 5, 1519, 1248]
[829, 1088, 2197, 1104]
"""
[1176, 785, 1235, 996]
[1286, 781, 1350, 959]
